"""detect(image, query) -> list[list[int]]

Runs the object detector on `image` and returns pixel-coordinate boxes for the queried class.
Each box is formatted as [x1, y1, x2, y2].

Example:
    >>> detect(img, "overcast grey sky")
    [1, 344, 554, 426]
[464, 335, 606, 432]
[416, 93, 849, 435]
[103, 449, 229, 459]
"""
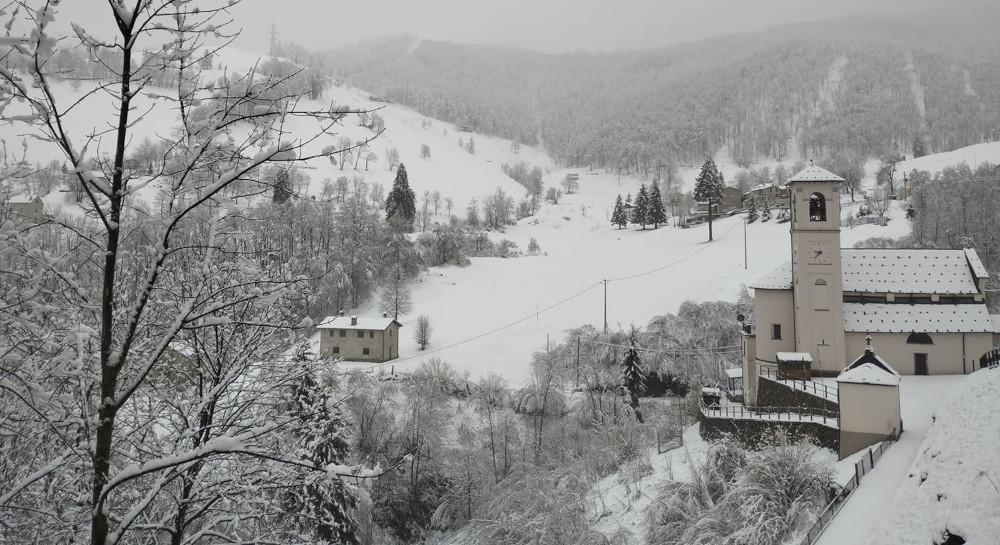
[56, 0, 988, 54]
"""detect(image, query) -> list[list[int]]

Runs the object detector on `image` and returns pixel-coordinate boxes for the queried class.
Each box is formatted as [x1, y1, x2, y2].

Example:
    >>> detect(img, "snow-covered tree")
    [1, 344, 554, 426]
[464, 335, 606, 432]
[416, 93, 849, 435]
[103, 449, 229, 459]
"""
[694, 157, 724, 241]
[0, 3, 380, 543]
[611, 194, 628, 229]
[527, 237, 541, 255]
[632, 184, 650, 229]
[379, 268, 413, 320]
[648, 182, 668, 228]
[421, 143, 432, 159]
[385, 147, 401, 170]
[621, 329, 645, 421]
[415, 315, 433, 349]
[746, 197, 758, 223]
[386, 163, 417, 231]
[761, 202, 772, 222]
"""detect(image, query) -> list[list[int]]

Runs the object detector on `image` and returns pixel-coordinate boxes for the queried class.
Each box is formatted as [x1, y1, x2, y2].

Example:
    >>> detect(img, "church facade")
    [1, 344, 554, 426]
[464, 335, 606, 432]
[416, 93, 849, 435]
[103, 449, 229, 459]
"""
[741, 166, 997, 403]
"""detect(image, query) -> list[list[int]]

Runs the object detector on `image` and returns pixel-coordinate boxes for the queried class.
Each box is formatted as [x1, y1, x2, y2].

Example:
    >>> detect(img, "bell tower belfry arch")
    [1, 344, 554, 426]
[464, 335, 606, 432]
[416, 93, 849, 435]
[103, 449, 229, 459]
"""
[788, 165, 847, 375]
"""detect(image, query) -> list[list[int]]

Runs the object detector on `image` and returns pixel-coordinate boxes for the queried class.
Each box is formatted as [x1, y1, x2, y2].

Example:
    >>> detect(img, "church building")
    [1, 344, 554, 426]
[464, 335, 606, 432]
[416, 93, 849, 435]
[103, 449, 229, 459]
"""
[741, 165, 997, 403]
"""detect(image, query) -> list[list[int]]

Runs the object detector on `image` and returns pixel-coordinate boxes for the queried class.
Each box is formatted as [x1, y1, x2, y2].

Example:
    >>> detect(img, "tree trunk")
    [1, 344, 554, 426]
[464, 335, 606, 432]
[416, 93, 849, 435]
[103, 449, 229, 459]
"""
[707, 198, 714, 242]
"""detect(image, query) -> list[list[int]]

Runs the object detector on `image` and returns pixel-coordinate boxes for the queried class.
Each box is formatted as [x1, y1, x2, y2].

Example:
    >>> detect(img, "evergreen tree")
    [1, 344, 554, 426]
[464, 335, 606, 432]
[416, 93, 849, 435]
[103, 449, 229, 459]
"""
[632, 184, 649, 229]
[746, 197, 758, 223]
[611, 194, 628, 229]
[621, 328, 645, 422]
[761, 203, 772, 222]
[694, 157, 724, 241]
[385, 163, 416, 230]
[272, 167, 292, 204]
[912, 135, 927, 158]
[287, 370, 359, 544]
[647, 182, 668, 228]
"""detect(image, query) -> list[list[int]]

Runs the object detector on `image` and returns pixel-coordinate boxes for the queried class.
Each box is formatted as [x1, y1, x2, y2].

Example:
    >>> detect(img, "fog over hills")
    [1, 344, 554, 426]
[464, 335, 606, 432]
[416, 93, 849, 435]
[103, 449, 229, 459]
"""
[322, 8, 1000, 172]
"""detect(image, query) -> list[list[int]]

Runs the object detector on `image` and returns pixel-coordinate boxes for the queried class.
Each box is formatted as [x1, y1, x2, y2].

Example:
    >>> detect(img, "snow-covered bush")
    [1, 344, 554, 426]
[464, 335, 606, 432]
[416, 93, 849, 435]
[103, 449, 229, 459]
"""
[647, 437, 833, 545]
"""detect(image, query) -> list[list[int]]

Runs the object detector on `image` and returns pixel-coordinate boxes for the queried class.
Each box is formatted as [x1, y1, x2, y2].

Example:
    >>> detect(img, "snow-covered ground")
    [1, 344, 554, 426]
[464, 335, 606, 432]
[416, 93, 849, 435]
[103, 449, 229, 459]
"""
[898, 141, 1000, 175]
[866, 368, 1000, 545]
[816, 375, 968, 545]
[1, 46, 919, 385]
[589, 424, 712, 543]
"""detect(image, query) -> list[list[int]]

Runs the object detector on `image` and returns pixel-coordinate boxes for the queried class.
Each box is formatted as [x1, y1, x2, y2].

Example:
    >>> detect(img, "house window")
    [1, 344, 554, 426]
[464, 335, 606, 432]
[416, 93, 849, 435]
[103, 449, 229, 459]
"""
[339, 329, 346, 338]
[809, 192, 826, 221]
[914, 353, 928, 375]
[369, 330, 374, 338]
[771, 324, 782, 340]
[363, 347, 370, 355]
[357, 330, 364, 338]
[906, 332, 933, 345]
[332, 346, 340, 354]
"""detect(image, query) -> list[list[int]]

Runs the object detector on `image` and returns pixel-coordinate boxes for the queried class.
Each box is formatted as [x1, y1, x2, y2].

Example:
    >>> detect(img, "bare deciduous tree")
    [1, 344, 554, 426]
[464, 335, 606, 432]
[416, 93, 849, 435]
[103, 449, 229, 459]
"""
[415, 315, 433, 350]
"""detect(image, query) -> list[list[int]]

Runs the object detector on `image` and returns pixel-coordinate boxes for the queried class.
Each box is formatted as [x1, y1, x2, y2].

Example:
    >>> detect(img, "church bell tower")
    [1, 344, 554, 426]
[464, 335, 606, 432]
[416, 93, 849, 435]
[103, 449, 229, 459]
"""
[788, 165, 847, 375]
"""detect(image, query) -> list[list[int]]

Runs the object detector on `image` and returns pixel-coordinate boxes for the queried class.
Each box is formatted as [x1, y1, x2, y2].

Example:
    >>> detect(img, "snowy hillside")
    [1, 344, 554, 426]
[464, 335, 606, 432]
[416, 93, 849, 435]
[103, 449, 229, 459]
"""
[865, 368, 1000, 545]
[0, 47, 919, 385]
[898, 141, 1000, 176]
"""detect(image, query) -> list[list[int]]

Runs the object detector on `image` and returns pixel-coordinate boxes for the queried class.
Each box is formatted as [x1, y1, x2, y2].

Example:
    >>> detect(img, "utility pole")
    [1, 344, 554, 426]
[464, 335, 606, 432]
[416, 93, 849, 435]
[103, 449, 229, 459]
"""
[743, 218, 748, 270]
[268, 23, 279, 57]
[602, 279, 608, 334]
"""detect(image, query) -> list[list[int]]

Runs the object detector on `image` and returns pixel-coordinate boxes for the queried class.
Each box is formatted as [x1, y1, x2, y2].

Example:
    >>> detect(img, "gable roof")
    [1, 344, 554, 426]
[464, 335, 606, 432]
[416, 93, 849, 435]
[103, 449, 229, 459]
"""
[316, 316, 401, 330]
[841, 249, 981, 295]
[964, 248, 989, 280]
[751, 249, 984, 295]
[750, 261, 793, 290]
[843, 303, 994, 334]
[838, 345, 900, 386]
[788, 165, 844, 183]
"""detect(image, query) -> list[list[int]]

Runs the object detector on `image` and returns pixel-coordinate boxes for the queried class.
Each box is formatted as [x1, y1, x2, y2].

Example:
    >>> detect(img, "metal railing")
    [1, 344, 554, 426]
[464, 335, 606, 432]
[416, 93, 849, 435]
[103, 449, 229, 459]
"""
[700, 402, 839, 428]
[759, 364, 839, 403]
[797, 440, 895, 545]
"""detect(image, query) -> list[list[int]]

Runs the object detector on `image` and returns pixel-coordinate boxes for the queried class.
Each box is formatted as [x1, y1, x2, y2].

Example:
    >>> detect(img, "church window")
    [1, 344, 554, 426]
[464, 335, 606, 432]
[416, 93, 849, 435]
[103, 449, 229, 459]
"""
[814, 278, 830, 310]
[809, 192, 827, 221]
[906, 332, 933, 345]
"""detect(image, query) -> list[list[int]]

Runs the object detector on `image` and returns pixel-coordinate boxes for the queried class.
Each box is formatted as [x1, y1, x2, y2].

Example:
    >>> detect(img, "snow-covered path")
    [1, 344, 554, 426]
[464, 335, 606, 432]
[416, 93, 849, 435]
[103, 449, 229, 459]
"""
[815, 376, 965, 545]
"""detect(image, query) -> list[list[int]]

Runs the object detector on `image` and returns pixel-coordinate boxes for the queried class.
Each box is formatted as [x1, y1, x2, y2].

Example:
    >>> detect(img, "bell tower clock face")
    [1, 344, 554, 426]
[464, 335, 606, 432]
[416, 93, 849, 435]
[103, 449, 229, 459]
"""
[807, 241, 833, 264]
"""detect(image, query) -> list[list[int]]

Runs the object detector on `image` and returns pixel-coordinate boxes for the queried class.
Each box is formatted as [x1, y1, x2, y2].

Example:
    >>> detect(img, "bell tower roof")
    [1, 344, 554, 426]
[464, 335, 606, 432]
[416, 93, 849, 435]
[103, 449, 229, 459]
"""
[789, 165, 844, 183]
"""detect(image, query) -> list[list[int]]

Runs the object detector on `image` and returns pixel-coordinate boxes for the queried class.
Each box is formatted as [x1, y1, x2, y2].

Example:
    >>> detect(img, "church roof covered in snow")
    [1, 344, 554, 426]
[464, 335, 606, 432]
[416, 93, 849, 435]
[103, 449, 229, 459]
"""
[750, 249, 986, 295]
[841, 249, 982, 295]
[750, 261, 793, 290]
[838, 343, 900, 386]
[842, 303, 994, 334]
[788, 165, 845, 183]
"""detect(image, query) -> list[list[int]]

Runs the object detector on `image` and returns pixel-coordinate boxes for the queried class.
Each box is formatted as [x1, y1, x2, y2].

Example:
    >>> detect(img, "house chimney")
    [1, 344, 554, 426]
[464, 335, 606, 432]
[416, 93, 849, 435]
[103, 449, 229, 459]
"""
[351, 316, 358, 326]
[382, 312, 388, 318]
[338, 309, 344, 317]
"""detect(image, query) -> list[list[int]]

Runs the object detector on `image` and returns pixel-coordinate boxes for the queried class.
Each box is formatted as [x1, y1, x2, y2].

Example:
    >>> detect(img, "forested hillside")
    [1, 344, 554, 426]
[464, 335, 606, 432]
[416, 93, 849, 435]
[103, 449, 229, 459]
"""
[322, 11, 1000, 173]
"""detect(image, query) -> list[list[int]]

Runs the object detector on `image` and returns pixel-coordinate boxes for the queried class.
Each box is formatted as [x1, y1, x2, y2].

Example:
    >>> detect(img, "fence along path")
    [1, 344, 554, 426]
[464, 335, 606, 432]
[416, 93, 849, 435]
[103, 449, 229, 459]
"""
[798, 441, 894, 545]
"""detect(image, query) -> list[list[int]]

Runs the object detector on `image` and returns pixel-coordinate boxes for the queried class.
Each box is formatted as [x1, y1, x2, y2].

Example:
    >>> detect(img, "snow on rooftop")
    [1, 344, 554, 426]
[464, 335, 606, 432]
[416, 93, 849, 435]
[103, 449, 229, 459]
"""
[750, 261, 792, 290]
[776, 351, 813, 362]
[788, 165, 845, 183]
[843, 303, 994, 334]
[752, 250, 984, 295]
[316, 315, 399, 330]
[724, 367, 743, 379]
[963, 247, 989, 279]
[837, 362, 901, 386]
[841, 249, 981, 295]
[992, 315, 1000, 335]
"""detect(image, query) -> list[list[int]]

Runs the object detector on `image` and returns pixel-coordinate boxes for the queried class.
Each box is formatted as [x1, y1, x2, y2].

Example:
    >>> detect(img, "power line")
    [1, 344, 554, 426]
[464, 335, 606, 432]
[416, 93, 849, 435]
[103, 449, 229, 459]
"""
[340, 216, 748, 375]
